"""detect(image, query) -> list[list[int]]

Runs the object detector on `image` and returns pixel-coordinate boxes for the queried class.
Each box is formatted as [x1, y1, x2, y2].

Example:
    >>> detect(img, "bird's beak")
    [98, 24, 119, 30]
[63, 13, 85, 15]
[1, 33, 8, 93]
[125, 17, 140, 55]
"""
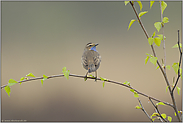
[95, 43, 99, 46]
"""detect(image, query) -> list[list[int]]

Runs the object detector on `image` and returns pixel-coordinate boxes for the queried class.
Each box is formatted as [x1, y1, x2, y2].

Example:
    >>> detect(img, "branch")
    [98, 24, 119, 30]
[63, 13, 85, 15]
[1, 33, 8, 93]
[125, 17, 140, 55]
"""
[160, 1, 166, 72]
[129, 1, 171, 93]
[149, 98, 168, 122]
[172, 30, 182, 92]
[138, 98, 153, 122]
[1, 73, 173, 108]
[129, 1, 181, 121]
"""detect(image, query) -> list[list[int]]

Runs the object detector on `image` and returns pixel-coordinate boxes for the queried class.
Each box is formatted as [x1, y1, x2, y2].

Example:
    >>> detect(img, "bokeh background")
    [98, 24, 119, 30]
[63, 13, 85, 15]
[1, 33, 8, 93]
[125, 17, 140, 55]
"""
[1, 1, 182, 122]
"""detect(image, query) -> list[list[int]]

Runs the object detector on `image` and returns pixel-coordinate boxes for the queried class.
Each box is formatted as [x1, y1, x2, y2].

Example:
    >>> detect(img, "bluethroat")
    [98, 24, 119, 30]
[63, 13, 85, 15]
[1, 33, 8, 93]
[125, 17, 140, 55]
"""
[82, 42, 101, 81]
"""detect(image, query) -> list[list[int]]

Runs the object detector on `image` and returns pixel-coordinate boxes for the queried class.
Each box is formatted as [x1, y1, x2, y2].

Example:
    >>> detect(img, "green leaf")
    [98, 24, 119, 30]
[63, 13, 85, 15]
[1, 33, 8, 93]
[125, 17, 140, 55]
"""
[150, 57, 158, 66]
[89, 75, 95, 78]
[20, 77, 25, 81]
[152, 31, 156, 38]
[43, 74, 48, 80]
[172, 63, 179, 74]
[154, 37, 161, 46]
[26, 73, 36, 78]
[174, 112, 177, 116]
[168, 116, 172, 122]
[154, 22, 161, 32]
[128, 19, 136, 30]
[130, 89, 135, 93]
[123, 81, 130, 86]
[158, 34, 166, 41]
[156, 66, 159, 69]
[139, 11, 148, 18]
[4, 86, 11, 97]
[151, 112, 159, 117]
[41, 79, 43, 86]
[162, 17, 169, 23]
[172, 43, 182, 48]
[145, 56, 149, 64]
[161, 1, 167, 14]
[84, 77, 87, 81]
[148, 37, 154, 45]
[156, 102, 165, 106]
[103, 82, 105, 88]
[150, 1, 155, 9]
[134, 92, 139, 98]
[177, 87, 180, 95]
[100, 77, 107, 81]
[124, 1, 129, 6]
[137, 1, 143, 11]
[166, 86, 169, 92]
[8, 79, 18, 86]
[62, 67, 70, 79]
[161, 113, 166, 119]
[166, 65, 170, 70]
[135, 106, 141, 109]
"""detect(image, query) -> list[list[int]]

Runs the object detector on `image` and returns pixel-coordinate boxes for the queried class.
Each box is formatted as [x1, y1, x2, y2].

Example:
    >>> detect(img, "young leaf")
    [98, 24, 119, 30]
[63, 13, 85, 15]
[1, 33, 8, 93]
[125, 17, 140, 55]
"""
[162, 17, 169, 23]
[166, 86, 169, 92]
[130, 89, 135, 93]
[161, 113, 166, 119]
[26, 73, 36, 78]
[134, 92, 139, 98]
[135, 106, 141, 109]
[8, 79, 18, 86]
[172, 43, 182, 48]
[166, 65, 170, 70]
[4, 86, 11, 97]
[172, 63, 179, 74]
[154, 22, 161, 32]
[177, 87, 180, 95]
[156, 66, 159, 69]
[154, 37, 161, 46]
[174, 112, 177, 116]
[168, 116, 172, 122]
[103, 82, 105, 88]
[62, 67, 70, 80]
[145, 56, 149, 64]
[161, 1, 167, 14]
[41, 79, 44, 86]
[128, 19, 136, 30]
[43, 74, 48, 81]
[150, 1, 155, 9]
[124, 1, 129, 6]
[156, 102, 165, 106]
[151, 112, 159, 117]
[137, 1, 142, 11]
[90, 75, 95, 78]
[158, 34, 166, 41]
[148, 37, 154, 45]
[123, 81, 130, 86]
[152, 31, 156, 38]
[150, 57, 158, 66]
[100, 77, 107, 81]
[138, 11, 148, 18]
[84, 77, 87, 81]
[20, 77, 25, 81]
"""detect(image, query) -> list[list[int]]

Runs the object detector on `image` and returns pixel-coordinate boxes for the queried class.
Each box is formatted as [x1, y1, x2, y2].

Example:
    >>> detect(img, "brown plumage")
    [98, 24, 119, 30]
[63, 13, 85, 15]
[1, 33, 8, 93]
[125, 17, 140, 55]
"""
[81, 42, 101, 81]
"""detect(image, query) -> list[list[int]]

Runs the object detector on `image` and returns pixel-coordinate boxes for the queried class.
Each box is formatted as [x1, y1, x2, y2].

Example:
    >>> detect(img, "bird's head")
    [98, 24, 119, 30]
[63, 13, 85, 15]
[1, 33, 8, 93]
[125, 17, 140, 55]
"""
[85, 42, 99, 51]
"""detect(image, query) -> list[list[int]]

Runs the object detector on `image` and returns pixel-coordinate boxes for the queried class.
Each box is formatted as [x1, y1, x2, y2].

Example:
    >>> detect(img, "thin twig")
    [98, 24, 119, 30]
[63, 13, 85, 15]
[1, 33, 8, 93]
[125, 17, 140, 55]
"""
[138, 98, 153, 122]
[129, 1, 181, 121]
[1, 73, 173, 108]
[172, 30, 182, 92]
[149, 98, 168, 122]
[160, 1, 166, 72]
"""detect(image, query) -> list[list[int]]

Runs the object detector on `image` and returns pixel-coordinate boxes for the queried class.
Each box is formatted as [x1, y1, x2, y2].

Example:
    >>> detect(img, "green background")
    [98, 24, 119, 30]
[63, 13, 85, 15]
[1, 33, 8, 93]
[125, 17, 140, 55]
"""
[1, 1, 182, 122]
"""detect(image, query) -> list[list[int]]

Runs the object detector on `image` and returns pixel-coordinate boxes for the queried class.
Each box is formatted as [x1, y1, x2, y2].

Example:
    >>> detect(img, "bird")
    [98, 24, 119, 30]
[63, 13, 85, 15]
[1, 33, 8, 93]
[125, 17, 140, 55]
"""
[81, 42, 101, 81]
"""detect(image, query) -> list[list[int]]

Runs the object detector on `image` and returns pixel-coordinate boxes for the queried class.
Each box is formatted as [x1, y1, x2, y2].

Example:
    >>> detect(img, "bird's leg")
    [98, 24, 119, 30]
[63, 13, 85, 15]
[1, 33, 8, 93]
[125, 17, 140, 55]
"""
[95, 71, 97, 81]
[85, 72, 88, 80]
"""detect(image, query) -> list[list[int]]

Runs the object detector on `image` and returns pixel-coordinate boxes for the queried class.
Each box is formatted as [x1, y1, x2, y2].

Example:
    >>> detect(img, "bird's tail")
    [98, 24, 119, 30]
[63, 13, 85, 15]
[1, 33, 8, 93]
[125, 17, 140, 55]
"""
[88, 64, 96, 73]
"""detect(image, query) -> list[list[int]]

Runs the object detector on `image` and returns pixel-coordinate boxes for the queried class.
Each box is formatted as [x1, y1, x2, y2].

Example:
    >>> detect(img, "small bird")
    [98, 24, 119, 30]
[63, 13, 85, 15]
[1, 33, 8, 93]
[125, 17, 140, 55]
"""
[81, 42, 101, 81]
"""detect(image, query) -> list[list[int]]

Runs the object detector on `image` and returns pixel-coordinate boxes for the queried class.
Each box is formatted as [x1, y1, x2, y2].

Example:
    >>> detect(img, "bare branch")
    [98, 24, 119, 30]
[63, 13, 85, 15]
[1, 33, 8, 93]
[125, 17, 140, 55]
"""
[138, 98, 153, 122]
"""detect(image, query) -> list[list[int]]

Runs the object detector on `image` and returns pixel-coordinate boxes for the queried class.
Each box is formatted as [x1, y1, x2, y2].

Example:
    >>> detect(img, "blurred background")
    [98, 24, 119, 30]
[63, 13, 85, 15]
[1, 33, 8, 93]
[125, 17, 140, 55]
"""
[1, 1, 182, 122]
